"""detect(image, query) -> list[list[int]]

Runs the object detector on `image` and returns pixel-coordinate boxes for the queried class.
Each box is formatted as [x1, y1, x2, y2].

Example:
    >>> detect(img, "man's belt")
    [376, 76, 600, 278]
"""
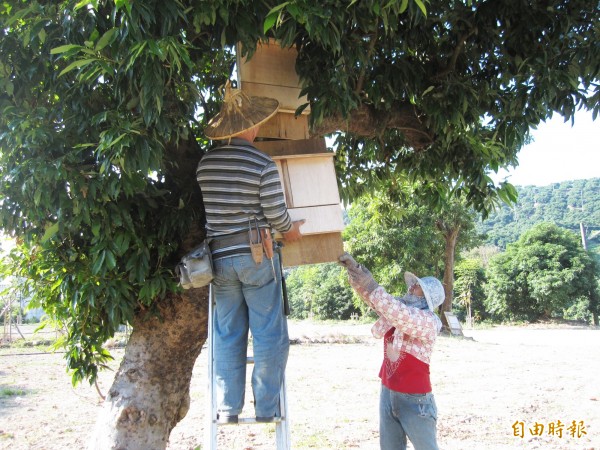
[209, 229, 261, 252]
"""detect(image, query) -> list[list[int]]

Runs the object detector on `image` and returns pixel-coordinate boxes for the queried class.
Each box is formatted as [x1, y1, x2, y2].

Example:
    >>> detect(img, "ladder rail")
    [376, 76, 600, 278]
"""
[205, 284, 218, 450]
[276, 376, 291, 449]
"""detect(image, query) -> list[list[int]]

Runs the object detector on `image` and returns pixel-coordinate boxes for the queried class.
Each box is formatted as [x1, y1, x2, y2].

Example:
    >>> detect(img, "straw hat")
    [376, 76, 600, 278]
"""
[404, 272, 445, 311]
[204, 81, 279, 140]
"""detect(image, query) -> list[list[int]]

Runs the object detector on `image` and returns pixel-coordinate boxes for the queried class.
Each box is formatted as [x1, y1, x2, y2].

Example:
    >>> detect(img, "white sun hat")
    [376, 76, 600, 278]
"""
[404, 271, 445, 311]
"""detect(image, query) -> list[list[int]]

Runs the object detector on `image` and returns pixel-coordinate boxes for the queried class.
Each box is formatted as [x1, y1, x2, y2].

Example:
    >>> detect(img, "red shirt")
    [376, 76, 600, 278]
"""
[379, 328, 432, 394]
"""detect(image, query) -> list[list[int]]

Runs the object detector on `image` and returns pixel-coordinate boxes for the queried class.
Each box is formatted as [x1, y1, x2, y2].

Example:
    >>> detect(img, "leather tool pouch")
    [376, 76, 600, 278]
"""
[249, 218, 263, 265]
[261, 228, 274, 259]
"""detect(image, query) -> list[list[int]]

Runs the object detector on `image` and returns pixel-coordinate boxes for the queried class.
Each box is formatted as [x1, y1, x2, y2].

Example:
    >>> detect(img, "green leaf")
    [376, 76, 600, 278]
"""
[41, 222, 59, 243]
[413, 0, 427, 16]
[50, 44, 82, 55]
[107, 133, 127, 148]
[95, 28, 118, 52]
[91, 250, 106, 275]
[105, 250, 116, 270]
[74, 0, 97, 10]
[58, 58, 97, 77]
[113, 233, 131, 256]
[263, 2, 289, 33]
[263, 12, 279, 34]
[5, 80, 14, 96]
[115, 0, 132, 13]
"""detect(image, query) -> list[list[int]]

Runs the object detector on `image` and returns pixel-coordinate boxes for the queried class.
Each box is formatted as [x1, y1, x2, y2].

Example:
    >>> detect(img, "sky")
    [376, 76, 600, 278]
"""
[492, 109, 599, 187]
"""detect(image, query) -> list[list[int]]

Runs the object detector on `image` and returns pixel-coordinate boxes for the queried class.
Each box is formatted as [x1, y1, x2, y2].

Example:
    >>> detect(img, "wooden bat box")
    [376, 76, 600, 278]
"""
[238, 41, 345, 267]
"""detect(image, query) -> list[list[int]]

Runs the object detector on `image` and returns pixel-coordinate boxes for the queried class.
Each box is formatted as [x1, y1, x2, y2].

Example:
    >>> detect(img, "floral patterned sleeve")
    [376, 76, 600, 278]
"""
[364, 286, 440, 342]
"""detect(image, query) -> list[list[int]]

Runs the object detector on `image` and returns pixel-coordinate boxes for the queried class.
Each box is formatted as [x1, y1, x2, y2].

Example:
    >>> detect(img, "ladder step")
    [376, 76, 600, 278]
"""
[246, 356, 254, 364]
[215, 417, 284, 425]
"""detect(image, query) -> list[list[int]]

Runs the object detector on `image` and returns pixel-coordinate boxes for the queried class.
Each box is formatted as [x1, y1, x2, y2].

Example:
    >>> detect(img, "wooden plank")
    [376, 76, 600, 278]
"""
[257, 112, 309, 140]
[279, 232, 345, 268]
[254, 138, 327, 158]
[278, 160, 294, 207]
[271, 153, 333, 160]
[238, 40, 300, 88]
[285, 156, 340, 207]
[241, 81, 307, 113]
[274, 205, 345, 237]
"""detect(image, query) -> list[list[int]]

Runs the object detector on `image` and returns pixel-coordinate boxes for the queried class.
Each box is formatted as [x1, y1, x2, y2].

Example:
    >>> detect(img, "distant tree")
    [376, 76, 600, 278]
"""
[462, 245, 502, 269]
[286, 266, 319, 320]
[454, 259, 487, 325]
[434, 199, 480, 324]
[285, 263, 357, 320]
[485, 223, 599, 322]
[343, 191, 481, 321]
[343, 193, 445, 296]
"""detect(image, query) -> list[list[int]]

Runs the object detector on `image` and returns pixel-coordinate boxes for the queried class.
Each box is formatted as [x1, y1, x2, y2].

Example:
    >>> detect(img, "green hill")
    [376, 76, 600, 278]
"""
[478, 178, 600, 259]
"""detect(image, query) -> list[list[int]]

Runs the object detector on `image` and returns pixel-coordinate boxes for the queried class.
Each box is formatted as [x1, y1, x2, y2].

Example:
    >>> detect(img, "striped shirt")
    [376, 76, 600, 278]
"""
[196, 138, 292, 259]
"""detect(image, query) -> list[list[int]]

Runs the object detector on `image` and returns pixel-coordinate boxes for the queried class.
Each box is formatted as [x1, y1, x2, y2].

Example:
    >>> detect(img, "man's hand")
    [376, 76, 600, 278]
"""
[339, 252, 379, 294]
[282, 219, 305, 242]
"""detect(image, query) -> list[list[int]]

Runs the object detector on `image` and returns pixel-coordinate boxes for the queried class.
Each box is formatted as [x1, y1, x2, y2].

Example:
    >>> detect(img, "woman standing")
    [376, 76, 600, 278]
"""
[339, 253, 444, 450]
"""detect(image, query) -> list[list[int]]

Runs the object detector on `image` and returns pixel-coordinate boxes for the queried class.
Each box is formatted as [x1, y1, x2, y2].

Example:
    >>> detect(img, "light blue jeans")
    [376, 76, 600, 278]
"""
[212, 253, 289, 418]
[379, 385, 439, 450]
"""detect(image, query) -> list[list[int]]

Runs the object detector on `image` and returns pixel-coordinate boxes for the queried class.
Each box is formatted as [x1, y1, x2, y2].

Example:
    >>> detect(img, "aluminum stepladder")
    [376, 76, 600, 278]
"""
[205, 283, 291, 450]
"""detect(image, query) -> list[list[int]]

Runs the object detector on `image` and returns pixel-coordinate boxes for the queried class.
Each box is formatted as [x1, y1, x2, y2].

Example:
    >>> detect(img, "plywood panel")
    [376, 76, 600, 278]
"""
[237, 39, 310, 114]
[238, 40, 300, 88]
[273, 160, 292, 206]
[285, 156, 340, 207]
[279, 232, 344, 268]
[258, 112, 309, 140]
[273, 205, 344, 237]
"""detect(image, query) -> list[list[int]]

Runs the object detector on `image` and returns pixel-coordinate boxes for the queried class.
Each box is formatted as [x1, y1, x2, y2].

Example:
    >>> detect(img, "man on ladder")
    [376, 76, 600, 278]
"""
[197, 82, 304, 447]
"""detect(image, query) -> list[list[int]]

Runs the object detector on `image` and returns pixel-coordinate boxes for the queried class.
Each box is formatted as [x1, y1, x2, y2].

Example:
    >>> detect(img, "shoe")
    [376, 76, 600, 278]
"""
[216, 413, 238, 424]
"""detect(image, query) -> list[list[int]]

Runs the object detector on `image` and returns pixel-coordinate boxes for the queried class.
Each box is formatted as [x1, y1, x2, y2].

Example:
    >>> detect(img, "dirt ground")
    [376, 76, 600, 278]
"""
[1, 320, 599, 450]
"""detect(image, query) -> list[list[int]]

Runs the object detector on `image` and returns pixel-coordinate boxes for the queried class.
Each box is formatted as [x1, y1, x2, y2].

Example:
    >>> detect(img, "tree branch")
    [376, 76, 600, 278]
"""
[310, 102, 434, 149]
[355, 28, 379, 95]
[433, 26, 478, 80]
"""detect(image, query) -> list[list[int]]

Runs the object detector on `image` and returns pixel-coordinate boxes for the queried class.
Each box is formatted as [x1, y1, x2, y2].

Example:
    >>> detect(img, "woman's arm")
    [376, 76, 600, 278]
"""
[366, 286, 439, 342]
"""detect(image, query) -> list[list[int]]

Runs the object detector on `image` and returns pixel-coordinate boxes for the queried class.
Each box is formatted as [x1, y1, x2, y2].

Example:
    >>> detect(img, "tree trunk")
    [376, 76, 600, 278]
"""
[440, 228, 460, 327]
[89, 286, 209, 450]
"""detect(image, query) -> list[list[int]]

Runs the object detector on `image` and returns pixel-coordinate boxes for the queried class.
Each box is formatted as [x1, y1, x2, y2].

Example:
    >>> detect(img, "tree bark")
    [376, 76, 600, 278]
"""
[89, 287, 209, 450]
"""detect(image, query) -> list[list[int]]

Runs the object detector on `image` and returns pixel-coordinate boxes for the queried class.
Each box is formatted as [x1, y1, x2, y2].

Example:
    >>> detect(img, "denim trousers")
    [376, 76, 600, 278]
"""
[379, 385, 439, 450]
[212, 253, 289, 418]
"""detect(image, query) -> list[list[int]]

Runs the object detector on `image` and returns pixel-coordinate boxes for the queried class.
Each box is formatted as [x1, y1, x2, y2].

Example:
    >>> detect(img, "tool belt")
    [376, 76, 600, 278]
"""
[209, 229, 261, 252]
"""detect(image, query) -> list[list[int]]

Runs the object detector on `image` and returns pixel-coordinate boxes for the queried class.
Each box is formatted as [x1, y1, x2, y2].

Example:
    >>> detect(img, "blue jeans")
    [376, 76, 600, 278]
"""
[212, 253, 289, 418]
[379, 385, 439, 450]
